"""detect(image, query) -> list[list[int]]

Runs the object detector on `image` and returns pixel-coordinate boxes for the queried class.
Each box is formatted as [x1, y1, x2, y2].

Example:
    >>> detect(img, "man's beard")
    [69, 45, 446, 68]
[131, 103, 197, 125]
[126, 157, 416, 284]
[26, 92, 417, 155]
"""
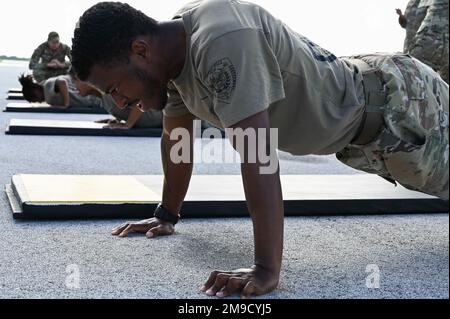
[133, 65, 168, 110]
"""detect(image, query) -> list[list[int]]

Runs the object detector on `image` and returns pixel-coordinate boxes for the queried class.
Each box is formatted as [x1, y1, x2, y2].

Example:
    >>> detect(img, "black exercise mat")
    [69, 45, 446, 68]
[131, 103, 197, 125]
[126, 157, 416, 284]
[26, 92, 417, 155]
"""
[4, 103, 108, 114]
[6, 119, 163, 137]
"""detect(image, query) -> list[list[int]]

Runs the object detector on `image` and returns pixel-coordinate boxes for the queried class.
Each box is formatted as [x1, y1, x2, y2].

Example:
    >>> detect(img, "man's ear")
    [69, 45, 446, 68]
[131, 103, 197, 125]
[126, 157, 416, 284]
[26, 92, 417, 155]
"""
[131, 39, 151, 61]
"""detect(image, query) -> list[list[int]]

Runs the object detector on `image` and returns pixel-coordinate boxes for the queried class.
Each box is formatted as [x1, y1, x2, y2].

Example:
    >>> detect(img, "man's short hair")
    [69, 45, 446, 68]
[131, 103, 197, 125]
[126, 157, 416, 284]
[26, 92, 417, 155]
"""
[48, 31, 60, 42]
[71, 2, 159, 81]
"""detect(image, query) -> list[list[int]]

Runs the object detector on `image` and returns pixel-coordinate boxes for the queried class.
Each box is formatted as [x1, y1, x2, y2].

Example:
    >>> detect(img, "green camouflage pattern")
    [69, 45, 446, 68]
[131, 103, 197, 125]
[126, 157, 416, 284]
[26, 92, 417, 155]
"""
[403, 0, 428, 54]
[406, 0, 449, 83]
[419, 0, 448, 8]
[29, 42, 72, 83]
[337, 53, 449, 200]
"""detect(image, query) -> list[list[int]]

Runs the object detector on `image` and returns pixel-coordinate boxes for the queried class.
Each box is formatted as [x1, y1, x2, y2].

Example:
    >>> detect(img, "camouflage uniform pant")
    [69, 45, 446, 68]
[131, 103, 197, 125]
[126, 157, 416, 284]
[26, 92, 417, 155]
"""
[337, 53, 449, 200]
[404, 0, 428, 54]
[409, 2, 449, 83]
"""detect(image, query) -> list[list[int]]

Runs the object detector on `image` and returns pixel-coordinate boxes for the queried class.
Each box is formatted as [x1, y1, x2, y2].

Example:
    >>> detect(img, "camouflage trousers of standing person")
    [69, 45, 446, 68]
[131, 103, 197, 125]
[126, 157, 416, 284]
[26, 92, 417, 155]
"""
[337, 53, 449, 200]
[409, 2, 449, 83]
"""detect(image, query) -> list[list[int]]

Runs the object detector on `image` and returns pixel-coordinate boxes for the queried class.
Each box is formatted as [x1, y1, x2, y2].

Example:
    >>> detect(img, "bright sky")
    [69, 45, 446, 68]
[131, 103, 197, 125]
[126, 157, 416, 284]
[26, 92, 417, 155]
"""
[0, 0, 409, 58]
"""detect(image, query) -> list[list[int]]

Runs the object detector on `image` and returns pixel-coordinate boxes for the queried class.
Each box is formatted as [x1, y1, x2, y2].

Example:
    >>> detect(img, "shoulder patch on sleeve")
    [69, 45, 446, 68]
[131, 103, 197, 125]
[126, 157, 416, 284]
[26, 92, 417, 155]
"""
[206, 58, 237, 103]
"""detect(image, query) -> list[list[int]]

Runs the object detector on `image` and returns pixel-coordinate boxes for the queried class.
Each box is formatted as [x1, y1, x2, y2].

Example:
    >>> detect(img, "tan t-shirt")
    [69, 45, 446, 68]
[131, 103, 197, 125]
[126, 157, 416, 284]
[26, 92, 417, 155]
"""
[43, 75, 102, 108]
[165, 0, 365, 155]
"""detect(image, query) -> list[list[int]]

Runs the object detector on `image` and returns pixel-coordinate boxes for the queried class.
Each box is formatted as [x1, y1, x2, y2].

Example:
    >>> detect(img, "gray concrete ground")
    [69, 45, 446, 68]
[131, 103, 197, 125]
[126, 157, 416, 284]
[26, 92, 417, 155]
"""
[0, 62, 448, 299]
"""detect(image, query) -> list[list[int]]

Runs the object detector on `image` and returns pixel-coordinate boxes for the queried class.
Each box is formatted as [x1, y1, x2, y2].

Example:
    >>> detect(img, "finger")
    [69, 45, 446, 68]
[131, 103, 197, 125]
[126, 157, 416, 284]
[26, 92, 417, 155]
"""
[112, 222, 129, 232]
[118, 225, 134, 237]
[202, 271, 220, 292]
[146, 224, 172, 238]
[241, 281, 256, 299]
[206, 273, 230, 297]
[216, 277, 244, 298]
[111, 223, 129, 235]
[112, 220, 156, 235]
[118, 224, 149, 237]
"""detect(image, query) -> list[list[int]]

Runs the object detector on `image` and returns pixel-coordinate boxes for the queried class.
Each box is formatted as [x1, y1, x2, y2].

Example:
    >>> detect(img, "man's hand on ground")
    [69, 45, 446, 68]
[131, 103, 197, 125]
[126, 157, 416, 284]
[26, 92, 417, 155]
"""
[103, 122, 129, 129]
[111, 218, 175, 238]
[201, 265, 279, 299]
[95, 118, 119, 124]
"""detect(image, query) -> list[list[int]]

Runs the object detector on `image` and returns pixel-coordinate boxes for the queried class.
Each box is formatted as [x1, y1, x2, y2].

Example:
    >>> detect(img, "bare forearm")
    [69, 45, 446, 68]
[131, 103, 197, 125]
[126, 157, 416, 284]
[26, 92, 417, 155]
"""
[242, 162, 284, 274]
[161, 138, 193, 214]
[56, 80, 70, 107]
[125, 107, 143, 128]
[161, 117, 195, 215]
[201, 109, 282, 298]
[230, 110, 284, 275]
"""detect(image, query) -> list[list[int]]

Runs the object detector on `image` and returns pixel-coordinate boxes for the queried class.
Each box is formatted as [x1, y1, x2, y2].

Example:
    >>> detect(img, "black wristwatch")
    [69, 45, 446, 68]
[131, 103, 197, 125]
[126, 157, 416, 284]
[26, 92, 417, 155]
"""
[154, 204, 180, 225]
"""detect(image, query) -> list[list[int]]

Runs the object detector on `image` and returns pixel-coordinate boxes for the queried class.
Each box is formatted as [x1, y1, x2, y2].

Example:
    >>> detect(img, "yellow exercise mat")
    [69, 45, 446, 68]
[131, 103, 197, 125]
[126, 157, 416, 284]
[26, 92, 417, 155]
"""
[6, 174, 446, 220]
[19, 175, 161, 203]
[183, 175, 432, 200]
[16, 174, 433, 203]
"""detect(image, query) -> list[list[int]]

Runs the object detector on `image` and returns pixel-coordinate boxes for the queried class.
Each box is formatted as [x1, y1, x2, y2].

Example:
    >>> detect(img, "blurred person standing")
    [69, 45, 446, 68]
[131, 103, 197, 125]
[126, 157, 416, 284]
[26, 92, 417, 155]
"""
[29, 31, 72, 83]
[397, 0, 449, 83]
